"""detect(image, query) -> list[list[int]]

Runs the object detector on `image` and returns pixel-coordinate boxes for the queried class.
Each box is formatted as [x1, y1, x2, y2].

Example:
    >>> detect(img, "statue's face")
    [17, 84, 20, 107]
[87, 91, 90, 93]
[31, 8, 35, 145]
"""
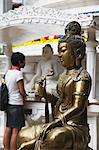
[58, 42, 75, 68]
[42, 47, 53, 60]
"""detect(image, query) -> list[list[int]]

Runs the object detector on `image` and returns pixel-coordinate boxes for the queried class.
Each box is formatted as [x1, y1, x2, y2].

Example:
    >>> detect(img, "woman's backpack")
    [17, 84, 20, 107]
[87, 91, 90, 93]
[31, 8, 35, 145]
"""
[0, 75, 9, 111]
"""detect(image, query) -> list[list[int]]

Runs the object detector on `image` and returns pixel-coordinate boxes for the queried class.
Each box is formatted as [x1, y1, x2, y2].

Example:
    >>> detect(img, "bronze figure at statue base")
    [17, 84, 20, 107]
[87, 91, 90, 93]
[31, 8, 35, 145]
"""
[17, 21, 93, 150]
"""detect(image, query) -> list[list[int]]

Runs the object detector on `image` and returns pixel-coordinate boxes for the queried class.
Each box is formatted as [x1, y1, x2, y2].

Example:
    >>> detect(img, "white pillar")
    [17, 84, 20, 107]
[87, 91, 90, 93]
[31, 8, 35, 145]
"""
[0, 0, 12, 14]
[86, 43, 96, 100]
[86, 28, 98, 101]
[3, 0, 12, 12]
[4, 44, 12, 71]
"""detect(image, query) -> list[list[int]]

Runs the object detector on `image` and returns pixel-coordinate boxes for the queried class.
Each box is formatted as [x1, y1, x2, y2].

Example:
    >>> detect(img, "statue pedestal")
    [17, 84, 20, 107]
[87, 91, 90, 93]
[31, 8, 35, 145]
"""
[87, 103, 99, 150]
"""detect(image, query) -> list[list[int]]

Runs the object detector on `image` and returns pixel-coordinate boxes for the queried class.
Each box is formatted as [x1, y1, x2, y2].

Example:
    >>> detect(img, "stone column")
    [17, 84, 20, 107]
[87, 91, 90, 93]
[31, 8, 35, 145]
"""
[86, 27, 98, 101]
[4, 44, 12, 71]
[3, 0, 12, 12]
[0, 0, 12, 14]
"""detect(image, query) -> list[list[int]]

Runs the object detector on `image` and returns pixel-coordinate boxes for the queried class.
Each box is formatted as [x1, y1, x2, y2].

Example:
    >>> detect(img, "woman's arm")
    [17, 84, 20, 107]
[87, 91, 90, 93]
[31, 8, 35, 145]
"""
[17, 79, 27, 103]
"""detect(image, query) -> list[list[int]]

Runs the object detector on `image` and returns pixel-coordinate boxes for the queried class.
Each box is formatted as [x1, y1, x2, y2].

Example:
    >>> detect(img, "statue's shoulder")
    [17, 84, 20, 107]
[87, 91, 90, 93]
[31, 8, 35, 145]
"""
[76, 69, 91, 81]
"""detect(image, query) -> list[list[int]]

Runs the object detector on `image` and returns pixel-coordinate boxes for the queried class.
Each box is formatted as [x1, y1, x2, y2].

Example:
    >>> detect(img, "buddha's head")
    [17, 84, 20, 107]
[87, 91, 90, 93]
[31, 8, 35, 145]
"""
[58, 35, 86, 69]
[65, 21, 81, 36]
[42, 44, 53, 60]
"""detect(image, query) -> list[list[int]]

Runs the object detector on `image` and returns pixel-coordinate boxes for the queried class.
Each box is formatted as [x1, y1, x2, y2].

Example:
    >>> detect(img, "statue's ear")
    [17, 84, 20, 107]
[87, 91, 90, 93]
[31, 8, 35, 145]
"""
[75, 54, 83, 66]
[65, 28, 67, 34]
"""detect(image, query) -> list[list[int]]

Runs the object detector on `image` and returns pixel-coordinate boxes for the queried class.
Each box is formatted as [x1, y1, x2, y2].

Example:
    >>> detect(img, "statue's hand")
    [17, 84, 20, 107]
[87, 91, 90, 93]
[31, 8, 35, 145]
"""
[40, 119, 61, 141]
[35, 77, 46, 97]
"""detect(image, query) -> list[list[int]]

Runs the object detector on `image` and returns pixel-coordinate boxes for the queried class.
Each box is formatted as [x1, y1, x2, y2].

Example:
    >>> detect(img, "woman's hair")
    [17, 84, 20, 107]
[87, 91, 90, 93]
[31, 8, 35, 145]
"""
[42, 44, 53, 54]
[58, 35, 86, 60]
[65, 21, 81, 36]
[11, 52, 25, 66]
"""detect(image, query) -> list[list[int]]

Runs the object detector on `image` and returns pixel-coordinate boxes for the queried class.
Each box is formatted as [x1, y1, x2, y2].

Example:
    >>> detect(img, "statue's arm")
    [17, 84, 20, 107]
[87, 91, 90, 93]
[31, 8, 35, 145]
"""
[26, 62, 42, 90]
[32, 62, 42, 83]
[61, 76, 91, 122]
[51, 59, 59, 80]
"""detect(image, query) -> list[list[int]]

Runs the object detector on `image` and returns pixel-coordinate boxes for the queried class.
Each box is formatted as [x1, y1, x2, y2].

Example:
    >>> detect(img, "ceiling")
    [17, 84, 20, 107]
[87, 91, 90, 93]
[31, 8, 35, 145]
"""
[32, 0, 99, 12]
[0, 0, 99, 55]
[42, 0, 99, 10]
[1, 1, 99, 39]
[0, 23, 65, 45]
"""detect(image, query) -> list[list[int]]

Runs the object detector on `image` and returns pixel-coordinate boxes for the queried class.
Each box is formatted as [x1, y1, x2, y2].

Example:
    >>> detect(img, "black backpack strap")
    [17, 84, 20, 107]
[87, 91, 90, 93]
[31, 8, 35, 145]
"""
[3, 74, 5, 80]
[3, 71, 8, 79]
[2, 71, 7, 83]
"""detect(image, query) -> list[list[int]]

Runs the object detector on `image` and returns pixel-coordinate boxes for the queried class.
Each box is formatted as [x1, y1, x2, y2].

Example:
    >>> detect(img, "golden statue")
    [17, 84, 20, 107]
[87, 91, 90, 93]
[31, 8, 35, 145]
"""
[17, 22, 92, 150]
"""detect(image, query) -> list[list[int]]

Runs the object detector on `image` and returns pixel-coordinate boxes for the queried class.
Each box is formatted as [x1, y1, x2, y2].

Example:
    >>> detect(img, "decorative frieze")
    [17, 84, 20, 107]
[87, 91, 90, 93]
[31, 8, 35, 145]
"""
[0, 6, 93, 29]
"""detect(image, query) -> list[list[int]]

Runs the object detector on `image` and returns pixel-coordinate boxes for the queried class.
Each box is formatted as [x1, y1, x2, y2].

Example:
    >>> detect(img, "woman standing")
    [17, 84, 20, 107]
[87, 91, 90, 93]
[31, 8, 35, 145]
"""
[3, 52, 27, 150]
